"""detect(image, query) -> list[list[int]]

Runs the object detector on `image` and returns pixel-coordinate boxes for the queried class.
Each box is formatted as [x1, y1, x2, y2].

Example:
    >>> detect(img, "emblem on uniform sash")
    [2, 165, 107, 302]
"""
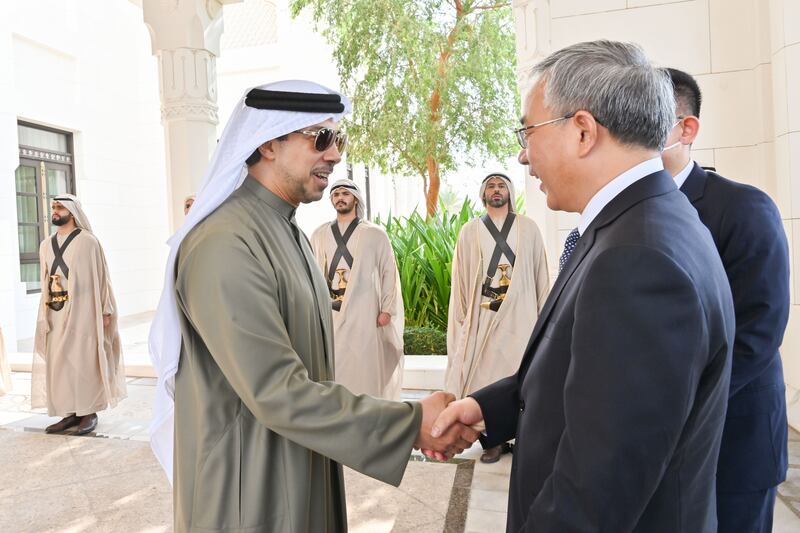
[47, 274, 69, 311]
[481, 263, 511, 312]
[331, 268, 348, 311]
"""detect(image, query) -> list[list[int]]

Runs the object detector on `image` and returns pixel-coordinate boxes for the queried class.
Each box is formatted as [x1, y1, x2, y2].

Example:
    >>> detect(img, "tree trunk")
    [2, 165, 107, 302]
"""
[423, 1, 464, 218]
[425, 156, 440, 217]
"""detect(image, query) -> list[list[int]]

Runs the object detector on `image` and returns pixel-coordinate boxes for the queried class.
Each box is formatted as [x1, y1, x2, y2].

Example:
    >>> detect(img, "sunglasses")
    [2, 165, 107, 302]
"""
[296, 127, 347, 153]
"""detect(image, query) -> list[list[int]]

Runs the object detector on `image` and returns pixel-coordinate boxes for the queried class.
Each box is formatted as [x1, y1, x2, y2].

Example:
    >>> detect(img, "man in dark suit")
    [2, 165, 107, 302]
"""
[661, 67, 790, 533]
[428, 40, 736, 532]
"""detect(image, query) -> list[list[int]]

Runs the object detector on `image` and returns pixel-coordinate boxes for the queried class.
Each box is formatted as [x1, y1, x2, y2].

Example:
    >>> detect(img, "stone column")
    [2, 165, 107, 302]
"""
[769, 0, 800, 427]
[143, 0, 241, 230]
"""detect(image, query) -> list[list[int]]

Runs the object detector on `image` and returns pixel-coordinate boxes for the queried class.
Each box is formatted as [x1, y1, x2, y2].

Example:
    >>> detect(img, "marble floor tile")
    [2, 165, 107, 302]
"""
[470, 470, 511, 492]
[0, 430, 82, 498]
[0, 478, 93, 532]
[789, 438, 800, 465]
[343, 461, 460, 532]
[464, 508, 507, 532]
[82, 468, 172, 530]
[0, 411, 34, 425]
[474, 452, 513, 476]
[774, 497, 800, 532]
[468, 488, 509, 513]
[66, 434, 164, 480]
[779, 467, 800, 498]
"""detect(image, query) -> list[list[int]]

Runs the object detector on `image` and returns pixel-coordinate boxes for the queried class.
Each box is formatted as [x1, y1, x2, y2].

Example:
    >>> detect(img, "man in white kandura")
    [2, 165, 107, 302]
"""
[32, 194, 126, 435]
[446, 172, 549, 462]
[311, 179, 404, 399]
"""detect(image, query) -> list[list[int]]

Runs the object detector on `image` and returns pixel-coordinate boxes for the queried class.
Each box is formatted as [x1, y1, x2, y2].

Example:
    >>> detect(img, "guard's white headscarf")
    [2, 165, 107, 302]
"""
[148, 80, 351, 483]
[52, 194, 94, 232]
[329, 178, 365, 220]
[479, 172, 516, 213]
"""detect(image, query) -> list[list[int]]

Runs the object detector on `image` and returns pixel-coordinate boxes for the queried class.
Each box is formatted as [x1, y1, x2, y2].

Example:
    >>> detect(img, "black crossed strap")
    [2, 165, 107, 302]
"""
[481, 213, 516, 278]
[50, 228, 82, 279]
[327, 218, 360, 283]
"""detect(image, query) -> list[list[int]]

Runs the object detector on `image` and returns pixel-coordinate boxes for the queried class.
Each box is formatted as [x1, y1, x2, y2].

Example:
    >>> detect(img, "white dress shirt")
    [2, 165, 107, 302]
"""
[578, 157, 665, 235]
[672, 159, 694, 189]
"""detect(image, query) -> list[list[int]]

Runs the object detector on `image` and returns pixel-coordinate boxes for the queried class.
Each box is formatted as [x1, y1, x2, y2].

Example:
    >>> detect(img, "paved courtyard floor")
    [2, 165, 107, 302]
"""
[0, 372, 504, 532]
[2, 359, 799, 532]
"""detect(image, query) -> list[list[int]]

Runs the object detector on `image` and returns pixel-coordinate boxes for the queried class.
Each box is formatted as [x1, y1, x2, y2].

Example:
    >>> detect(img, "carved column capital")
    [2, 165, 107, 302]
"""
[156, 47, 219, 124]
[512, 0, 552, 90]
[143, 0, 242, 57]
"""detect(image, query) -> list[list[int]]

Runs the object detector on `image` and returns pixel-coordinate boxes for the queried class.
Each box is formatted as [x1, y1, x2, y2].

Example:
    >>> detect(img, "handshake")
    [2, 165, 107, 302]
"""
[413, 391, 486, 461]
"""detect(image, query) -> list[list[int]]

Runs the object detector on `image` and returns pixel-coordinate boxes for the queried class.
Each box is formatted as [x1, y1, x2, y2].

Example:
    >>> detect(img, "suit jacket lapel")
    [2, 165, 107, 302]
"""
[679, 162, 707, 204]
[518, 171, 679, 373]
[523, 228, 594, 352]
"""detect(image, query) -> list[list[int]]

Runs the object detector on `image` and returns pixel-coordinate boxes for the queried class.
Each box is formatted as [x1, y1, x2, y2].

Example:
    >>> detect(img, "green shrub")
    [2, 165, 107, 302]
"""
[379, 192, 525, 332]
[404, 326, 447, 355]
[379, 198, 477, 331]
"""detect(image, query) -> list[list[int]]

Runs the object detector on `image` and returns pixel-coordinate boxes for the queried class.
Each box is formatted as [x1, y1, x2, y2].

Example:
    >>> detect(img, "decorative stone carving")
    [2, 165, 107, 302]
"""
[161, 103, 219, 123]
[142, 0, 242, 229]
[156, 47, 219, 124]
[19, 147, 73, 164]
[512, 0, 551, 78]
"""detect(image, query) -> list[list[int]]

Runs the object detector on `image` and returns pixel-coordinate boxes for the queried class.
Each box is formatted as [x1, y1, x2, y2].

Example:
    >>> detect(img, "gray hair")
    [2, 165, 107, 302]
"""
[529, 40, 675, 151]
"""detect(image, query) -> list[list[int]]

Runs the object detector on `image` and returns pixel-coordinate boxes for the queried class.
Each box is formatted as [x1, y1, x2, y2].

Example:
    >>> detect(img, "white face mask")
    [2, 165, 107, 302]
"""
[662, 120, 684, 153]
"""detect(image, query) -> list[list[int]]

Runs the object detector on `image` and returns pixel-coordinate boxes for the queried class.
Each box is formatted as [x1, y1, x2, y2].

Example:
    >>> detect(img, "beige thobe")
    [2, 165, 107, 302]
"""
[173, 177, 421, 533]
[446, 214, 550, 397]
[310, 220, 404, 400]
[0, 327, 11, 395]
[31, 231, 126, 416]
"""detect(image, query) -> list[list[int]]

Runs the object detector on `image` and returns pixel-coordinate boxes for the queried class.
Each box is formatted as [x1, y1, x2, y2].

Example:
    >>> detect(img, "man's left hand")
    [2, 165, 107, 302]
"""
[377, 312, 391, 327]
[102, 314, 111, 328]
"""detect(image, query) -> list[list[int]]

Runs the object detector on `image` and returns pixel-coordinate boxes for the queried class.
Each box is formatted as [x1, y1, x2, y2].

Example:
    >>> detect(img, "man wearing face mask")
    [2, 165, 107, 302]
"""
[661, 67, 790, 533]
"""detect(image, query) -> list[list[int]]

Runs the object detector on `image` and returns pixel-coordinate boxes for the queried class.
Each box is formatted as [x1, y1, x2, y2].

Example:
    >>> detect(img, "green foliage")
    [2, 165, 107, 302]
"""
[404, 326, 448, 355]
[515, 190, 526, 214]
[290, 0, 519, 193]
[380, 192, 526, 330]
[378, 198, 478, 331]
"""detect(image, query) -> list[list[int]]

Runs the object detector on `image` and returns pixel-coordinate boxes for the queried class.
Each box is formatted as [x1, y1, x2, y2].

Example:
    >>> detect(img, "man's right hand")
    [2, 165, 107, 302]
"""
[422, 397, 485, 461]
[414, 391, 479, 460]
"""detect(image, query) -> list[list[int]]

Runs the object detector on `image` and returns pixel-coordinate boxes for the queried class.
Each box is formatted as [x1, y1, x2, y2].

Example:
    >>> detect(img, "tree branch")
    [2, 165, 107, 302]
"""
[475, 2, 510, 9]
[387, 138, 426, 177]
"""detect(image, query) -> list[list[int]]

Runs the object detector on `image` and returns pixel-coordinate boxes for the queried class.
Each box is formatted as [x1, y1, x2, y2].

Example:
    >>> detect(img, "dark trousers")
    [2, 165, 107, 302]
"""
[717, 487, 777, 533]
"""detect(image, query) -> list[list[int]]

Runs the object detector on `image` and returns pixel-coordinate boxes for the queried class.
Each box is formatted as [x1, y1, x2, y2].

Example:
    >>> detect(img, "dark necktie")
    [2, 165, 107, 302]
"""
[559, 228, 580, 273]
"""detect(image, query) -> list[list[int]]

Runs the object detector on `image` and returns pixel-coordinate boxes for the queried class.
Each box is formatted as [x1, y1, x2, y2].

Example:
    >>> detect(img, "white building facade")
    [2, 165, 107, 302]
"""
[0, 0, 170, 350]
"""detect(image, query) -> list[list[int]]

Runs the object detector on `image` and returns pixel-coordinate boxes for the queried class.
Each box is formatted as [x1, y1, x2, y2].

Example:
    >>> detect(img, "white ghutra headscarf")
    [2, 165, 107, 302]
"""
[52, 194, 94, 232]
[148, 80, 351, 483]
[479, 172, 517, 213]
[329, 178, 366, 220]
